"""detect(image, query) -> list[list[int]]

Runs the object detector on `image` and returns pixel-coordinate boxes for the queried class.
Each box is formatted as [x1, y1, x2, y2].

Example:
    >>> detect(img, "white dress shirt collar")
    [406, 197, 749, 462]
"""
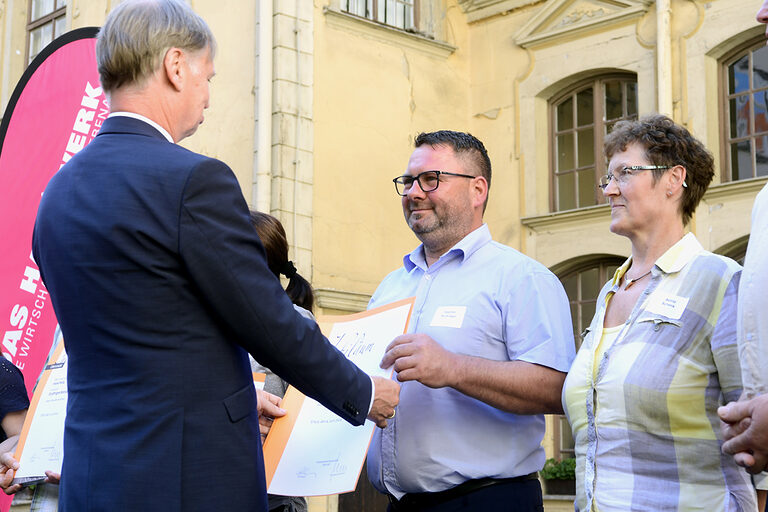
[107, 112, 174, 143]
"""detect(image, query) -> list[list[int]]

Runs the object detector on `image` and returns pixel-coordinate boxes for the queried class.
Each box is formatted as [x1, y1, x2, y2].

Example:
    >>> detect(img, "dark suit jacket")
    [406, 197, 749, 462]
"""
[32, 116, 372, 511]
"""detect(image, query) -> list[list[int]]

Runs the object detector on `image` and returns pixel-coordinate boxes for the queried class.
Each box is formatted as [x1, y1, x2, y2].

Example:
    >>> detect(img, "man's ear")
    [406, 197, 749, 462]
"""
[163, 47, 185, 92]
[472, 175, 489, 209]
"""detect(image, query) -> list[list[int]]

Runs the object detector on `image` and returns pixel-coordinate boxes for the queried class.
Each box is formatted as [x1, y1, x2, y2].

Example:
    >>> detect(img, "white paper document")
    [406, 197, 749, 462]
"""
[262, 297, 414, 497]
[13, 343, 67, 485]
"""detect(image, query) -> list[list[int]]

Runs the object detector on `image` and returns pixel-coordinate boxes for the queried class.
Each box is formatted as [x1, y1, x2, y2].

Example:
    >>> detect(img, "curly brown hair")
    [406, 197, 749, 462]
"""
[604, 114, 714, 226]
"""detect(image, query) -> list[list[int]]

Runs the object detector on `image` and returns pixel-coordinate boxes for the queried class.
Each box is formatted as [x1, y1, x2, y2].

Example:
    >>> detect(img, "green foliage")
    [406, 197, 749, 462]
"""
[539, 457, 576, 480]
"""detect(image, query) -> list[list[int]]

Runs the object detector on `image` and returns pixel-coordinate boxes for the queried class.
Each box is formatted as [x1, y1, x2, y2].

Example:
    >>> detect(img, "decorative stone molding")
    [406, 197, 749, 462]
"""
[703, 177, 768, 202]
[515, 0, 651, 49]
[315, 288, 372, 313]
[521, 203, 610, 231]
[457, 0, 541, 23]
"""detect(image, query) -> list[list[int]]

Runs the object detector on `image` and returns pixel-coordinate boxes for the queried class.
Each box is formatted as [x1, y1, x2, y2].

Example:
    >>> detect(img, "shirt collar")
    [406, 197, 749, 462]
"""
[403, 224, 492, 271]
[610, 232, 703, 286]
[108, 112, 174, 143]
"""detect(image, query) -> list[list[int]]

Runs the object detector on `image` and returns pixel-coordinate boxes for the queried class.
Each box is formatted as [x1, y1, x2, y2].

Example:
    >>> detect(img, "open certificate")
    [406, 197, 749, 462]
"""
[263, 297, 414, 497]
[12, 342, 67, 485]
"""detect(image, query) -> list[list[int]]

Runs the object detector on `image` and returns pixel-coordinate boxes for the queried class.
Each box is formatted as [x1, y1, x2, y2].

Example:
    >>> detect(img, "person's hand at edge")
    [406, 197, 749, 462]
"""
[719, 394, 768, 473]
[368, 376, 400, 429]
[256, 389, 285, 440]
[0, 435, 20, 494]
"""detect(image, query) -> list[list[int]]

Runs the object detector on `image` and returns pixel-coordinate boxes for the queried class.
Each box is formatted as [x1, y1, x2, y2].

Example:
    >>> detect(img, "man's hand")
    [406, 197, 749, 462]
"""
[719, 394, 768, 473]
[380, 333, 458, 389]
[367, 376, 400, 428]
[0, 435, 20, 495]
[379, 333, 566, 414]
[256, 389, 286, 440]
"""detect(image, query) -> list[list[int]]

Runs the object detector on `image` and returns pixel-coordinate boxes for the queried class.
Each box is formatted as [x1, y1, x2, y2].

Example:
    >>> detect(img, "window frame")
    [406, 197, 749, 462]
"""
[720, 36, 768, 183]
[549, 73, 638, 213]
[339, 0, 419, 31]
[26, 0, 67, 65]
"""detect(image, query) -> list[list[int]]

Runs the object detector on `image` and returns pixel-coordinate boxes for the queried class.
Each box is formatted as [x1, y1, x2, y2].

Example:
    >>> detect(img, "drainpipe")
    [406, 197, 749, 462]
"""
[254, 0, 273, 212]
[656, 0, 673, 117]
[1, 0, 15, 110]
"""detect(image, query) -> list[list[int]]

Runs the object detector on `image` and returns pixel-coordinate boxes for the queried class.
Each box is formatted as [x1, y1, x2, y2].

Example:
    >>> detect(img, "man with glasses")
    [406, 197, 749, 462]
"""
[367, 130, 575, 511]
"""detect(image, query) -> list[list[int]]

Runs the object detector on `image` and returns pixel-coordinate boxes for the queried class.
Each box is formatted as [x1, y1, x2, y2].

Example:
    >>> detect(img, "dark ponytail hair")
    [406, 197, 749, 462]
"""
[249, 210, 315, 312]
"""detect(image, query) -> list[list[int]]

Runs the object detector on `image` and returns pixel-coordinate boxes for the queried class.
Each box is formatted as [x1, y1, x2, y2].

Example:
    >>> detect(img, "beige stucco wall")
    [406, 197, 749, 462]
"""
[3, 1, 767, 510]
[312, 1, 471, 295]
[0, 0, 256, 194]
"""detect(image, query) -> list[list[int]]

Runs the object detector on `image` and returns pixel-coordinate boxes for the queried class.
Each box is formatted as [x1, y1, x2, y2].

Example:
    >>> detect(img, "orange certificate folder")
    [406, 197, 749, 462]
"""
[12, 342, 67, 486]
[262, 297, 414, 497]
[253, 372, 266, 391]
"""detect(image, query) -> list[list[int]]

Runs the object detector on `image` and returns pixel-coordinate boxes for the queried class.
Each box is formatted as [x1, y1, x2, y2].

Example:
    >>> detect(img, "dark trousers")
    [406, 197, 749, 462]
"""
[387, 478, 544, 512]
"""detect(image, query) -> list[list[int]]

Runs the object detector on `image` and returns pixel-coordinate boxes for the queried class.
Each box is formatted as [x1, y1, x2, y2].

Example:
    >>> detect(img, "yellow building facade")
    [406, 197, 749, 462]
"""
[2, 0, 766, 511]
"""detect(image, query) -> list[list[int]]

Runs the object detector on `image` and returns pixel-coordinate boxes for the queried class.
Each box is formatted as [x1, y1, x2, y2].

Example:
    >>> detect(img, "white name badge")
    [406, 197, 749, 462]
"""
[430, 306, 466, 328]
[646, 294, 689, 320]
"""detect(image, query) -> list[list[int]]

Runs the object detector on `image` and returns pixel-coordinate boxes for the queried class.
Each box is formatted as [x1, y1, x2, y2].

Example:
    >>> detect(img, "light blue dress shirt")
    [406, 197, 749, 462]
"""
[739, 182, 768, 397]
[366, 224, 575, 499]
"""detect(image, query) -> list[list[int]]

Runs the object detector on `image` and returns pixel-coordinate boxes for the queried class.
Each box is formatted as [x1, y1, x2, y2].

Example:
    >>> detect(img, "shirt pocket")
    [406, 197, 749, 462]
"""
[633, 311, 687, 351]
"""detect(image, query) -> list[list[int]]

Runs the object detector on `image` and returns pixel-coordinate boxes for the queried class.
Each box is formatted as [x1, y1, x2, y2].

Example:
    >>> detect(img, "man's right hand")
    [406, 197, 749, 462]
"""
[719, 394, 768, 473]
[367, 376, 400, 428]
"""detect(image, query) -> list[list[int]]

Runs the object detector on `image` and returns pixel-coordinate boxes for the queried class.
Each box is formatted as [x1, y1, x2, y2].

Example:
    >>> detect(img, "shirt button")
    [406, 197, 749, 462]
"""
[424, 274, 431, 280]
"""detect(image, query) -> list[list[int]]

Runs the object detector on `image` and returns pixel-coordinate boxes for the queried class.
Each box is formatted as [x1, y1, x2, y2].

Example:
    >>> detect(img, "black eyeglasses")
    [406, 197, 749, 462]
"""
[598, 165, 679, 190]
[393, 170, 477, 196]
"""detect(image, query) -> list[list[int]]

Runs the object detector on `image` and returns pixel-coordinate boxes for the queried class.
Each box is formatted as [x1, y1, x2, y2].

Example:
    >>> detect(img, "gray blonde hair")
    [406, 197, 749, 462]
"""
[97, 0, 216, 92]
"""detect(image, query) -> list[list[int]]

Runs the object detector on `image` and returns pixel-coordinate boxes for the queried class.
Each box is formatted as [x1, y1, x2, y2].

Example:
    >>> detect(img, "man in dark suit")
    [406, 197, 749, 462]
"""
[28, 1, 399, 510]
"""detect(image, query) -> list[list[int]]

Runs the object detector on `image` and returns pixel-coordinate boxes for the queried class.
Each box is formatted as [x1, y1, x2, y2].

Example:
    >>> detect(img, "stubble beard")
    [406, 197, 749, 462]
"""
[406, 204, 470, 257]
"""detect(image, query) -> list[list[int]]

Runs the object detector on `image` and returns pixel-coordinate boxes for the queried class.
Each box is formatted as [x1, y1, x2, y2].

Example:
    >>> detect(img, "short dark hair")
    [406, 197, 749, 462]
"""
[414, 131, 492, 206]
[604, 114, 714, 226]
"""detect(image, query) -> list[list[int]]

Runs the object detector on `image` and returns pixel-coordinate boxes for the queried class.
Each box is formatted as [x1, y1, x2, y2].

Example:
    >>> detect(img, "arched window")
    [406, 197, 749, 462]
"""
[722, 38, 768, 181]
[715, 236, 749, 265]
[552, 256, 624, 461]
[559, 258, 624, 350]
[550, 74, 638, 212]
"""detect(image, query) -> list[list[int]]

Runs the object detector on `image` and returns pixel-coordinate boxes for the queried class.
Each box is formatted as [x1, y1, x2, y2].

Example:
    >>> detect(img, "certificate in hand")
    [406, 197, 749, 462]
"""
[262, 297, 414, 497]
[12, 342, 67, 485]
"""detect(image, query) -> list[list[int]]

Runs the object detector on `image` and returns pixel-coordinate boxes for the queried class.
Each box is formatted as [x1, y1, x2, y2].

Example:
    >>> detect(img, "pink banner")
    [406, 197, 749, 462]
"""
[0, 27, 104, 509]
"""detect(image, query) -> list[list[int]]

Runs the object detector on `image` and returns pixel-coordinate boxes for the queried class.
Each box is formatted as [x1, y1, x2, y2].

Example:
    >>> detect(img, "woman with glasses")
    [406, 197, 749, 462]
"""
[562, 114, 756, 511]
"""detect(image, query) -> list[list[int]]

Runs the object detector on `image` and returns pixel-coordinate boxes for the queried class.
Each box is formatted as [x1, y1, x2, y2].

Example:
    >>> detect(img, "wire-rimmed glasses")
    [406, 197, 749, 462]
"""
[598, 165, 677, 190]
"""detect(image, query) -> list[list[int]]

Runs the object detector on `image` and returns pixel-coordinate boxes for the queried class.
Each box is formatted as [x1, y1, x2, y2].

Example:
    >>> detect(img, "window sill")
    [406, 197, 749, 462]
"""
[705, 176, 768, 202]
[521, 203, 611, 231]
[323, 8, 456, 58]
[315, 288, 371, 313]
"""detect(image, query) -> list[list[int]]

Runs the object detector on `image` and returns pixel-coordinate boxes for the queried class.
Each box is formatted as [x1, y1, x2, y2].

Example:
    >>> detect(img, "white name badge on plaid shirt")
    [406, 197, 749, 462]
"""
[430, 306, 466, 328]
[646, 294, 689, 320]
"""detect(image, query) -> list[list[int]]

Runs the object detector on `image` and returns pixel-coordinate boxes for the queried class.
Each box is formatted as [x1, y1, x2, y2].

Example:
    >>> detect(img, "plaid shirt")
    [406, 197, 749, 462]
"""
[563, 233, 756, 512]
